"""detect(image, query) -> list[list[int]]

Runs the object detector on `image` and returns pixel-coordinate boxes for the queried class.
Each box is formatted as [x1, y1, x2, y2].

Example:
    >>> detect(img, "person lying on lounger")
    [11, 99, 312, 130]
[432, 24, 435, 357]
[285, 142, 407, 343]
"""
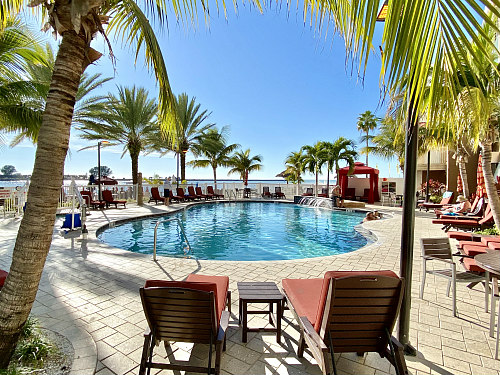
[435, 195, 471, 216]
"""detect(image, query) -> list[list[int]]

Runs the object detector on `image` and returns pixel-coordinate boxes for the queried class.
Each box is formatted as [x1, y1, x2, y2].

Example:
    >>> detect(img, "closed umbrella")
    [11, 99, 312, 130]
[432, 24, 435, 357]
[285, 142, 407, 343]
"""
[476, 155, 486, 198]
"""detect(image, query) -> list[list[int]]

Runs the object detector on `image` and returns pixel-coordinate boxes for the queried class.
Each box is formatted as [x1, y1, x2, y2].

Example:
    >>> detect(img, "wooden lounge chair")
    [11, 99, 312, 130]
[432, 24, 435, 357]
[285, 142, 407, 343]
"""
[283, 270, 408, 375]
[432, 206, 494, 232]
[420, 238, 487, 317]
[344, 187, 356, 201]
[168, 190, 183, 203]
[196, 186, 210, 200]
[207, 186, 224, 199]
[302, 187, 313, 196]
[177, 187, 195, 201]
[419, 191, 454, 211]
[360, 188, 370, 202]
[102, 190, 126, 209]
[274, 186, 286, 199]
[317, 188, 329, 198]
[80, 190, 105, 209]
[188, 186, 203, 200]
[139, 274, 231, 375]
[262, 186, 272, 198]
[148, 187, 167, 205]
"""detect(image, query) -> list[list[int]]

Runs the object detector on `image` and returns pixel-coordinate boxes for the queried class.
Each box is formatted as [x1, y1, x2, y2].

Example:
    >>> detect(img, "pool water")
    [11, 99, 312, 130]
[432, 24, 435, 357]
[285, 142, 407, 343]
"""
[98, 202, 371, 261]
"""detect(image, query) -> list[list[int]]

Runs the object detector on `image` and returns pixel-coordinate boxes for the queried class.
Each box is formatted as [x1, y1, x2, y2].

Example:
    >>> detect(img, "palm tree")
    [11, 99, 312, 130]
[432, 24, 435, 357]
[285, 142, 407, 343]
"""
[0, 16, 47, 146]
[2, 0, 498, 366]
[356, 110, 378, 166]
[78, 86, 158, 184]
[284, 151, 306, 195]
[1, 44, 112, 145]
[228, 149, 263, 186]
[188, 127, 239, 188]
[321, 138, 357, 194]
[154, 93, 215, 181]
[301, 142, 326, 196]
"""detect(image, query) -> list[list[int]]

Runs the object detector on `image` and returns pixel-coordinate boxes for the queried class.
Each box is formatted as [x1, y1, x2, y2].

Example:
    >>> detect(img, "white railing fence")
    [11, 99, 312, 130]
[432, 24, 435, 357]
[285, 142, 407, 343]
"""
[0, 183, 29, 217]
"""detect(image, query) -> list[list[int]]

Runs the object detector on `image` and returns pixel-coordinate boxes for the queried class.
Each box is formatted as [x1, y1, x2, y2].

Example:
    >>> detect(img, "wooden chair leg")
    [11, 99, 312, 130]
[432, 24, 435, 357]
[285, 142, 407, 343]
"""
[215, 341, 223, 375]
[139, 332, 152, 375]
[227, 291, 231, 314]
[390, 336, 409, 375]
[297, 331, 306, 358]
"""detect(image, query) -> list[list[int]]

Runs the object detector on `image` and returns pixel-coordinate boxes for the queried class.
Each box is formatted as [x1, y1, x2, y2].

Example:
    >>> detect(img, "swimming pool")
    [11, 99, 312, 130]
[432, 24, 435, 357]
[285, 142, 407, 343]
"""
[97, 202, 372, 261]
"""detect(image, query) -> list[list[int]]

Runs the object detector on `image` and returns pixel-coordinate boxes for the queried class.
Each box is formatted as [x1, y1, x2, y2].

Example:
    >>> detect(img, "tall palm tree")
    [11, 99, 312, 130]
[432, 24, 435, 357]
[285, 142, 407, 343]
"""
[228, 149, 263, 186]
[356, 110, 378, 166]
[301, 142, 326, 196]
[2, 0, 499, 366]
[284, 150, 305, 195]
[78, 86, 158, 184]
[188, 126, 239, 188]
[155, 93, 215, 181]
[321, 138, 357, 194]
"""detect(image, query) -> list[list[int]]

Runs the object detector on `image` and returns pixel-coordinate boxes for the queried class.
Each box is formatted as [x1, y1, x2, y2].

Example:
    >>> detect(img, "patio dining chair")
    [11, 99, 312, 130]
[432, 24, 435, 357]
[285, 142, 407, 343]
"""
[283, 270, 408, 375]
[420, 238, 488, 317]
[274, 186, 286, 199]
[262, 186, 272, 198]
[139, 274, 231, 375]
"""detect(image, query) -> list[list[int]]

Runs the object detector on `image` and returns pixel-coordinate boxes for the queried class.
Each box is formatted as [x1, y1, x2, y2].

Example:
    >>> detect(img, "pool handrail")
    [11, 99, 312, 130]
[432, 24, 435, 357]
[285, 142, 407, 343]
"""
[153, 218, 192, 261]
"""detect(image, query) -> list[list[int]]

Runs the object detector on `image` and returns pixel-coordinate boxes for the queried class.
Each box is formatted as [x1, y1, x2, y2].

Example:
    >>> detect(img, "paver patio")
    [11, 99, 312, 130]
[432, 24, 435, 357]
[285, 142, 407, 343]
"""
[0, 200, 498, 375]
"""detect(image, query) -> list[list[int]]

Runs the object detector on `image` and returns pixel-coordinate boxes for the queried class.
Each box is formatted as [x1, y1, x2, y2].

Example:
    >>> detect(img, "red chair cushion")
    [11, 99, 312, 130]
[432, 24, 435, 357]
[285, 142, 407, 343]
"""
[0, 269, 8, 288]
[447, 231, 477, 241]
[186, 274, 229, 323]
[457, 240, 477, 249]
[282, 278, 323, 328]
[481, 236, 500, 246]
[432, 218, 479, 226]
[463, 258, 484, 272]
[462, 244, 488, 257]
[488, 242, 500, 250]
[145, 275, 229, 324]
[315, 270, 399, 332]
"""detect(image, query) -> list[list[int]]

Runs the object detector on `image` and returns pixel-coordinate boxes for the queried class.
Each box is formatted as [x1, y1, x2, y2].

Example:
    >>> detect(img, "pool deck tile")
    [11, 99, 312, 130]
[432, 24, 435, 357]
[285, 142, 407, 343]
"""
[0, 200, 499, 375]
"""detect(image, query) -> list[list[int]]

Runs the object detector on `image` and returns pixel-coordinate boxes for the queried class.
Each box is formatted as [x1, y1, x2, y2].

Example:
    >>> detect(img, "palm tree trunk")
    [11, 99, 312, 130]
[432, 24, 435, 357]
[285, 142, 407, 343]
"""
[315, 171, 318, 196]
[480, 140, 500, 229]
[0, 31, 87, 366]
[131, 152, 139, 185]
[457, 159, 469, 198]
[366, 131, 369, 166]
[212, 166, 217, 189]
[326, 163, 330, 195]
[180, 152, 186, 181]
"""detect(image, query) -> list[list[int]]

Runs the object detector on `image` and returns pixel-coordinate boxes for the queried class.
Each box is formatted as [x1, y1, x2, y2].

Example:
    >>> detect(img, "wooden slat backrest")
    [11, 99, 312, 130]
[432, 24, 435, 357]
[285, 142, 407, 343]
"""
[188, 186, 196, 196]
[151, 187, 161, 199]
[320, 275, 404, 354]
[263, 187, 270, 193]
[140, 287, 218, 344]
[176, 188, 186, 197]
[421, 238, 452, 260]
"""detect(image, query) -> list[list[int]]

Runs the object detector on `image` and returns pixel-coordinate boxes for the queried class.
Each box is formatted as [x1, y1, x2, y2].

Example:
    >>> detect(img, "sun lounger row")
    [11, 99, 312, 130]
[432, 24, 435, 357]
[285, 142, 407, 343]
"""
[149, 186, 224, 204]
[139, 270, 408, 375]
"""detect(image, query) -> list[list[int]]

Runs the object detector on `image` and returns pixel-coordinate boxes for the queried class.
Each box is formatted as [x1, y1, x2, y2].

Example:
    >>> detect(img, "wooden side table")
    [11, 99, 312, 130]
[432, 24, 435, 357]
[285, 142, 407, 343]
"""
[237, 282, 284, 343]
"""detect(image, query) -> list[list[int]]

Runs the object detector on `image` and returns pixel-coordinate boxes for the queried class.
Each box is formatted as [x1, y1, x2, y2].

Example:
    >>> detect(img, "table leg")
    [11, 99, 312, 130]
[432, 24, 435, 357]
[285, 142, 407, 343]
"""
[238, 299, 241, 325]
[269, 302, 274, 325]
[242, 302, 248, 343]
[277, 301, 282, 344]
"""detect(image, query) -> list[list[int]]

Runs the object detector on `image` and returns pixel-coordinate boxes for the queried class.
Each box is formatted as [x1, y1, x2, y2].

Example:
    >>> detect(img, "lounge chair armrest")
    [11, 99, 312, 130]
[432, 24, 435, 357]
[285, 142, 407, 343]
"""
[217, 310, 230, 343]
[423, 255, 454, 264]
[299, 316, 328, 351]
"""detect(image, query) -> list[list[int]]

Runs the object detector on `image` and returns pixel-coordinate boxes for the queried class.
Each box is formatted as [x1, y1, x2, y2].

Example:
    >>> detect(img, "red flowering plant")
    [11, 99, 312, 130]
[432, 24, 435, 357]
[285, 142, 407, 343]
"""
[420, 179, 446, 203]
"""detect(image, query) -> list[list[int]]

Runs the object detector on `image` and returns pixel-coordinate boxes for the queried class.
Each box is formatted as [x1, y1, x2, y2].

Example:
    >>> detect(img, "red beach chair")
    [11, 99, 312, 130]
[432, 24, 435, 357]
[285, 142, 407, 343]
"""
[102, 190, 126, 209]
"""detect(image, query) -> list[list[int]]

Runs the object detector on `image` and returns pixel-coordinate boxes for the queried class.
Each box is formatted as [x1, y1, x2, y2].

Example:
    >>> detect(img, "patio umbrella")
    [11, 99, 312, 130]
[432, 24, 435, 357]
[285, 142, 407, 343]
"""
[276, 171, 291, 179]
[457, 174, 463, 195]
[476, 155, 486, 198]
[95, 176, 118, 185]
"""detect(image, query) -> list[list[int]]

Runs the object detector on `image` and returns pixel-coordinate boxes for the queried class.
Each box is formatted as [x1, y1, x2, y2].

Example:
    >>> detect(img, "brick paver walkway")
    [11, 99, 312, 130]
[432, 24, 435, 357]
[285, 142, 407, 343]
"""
[0, 200, 498, 375]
